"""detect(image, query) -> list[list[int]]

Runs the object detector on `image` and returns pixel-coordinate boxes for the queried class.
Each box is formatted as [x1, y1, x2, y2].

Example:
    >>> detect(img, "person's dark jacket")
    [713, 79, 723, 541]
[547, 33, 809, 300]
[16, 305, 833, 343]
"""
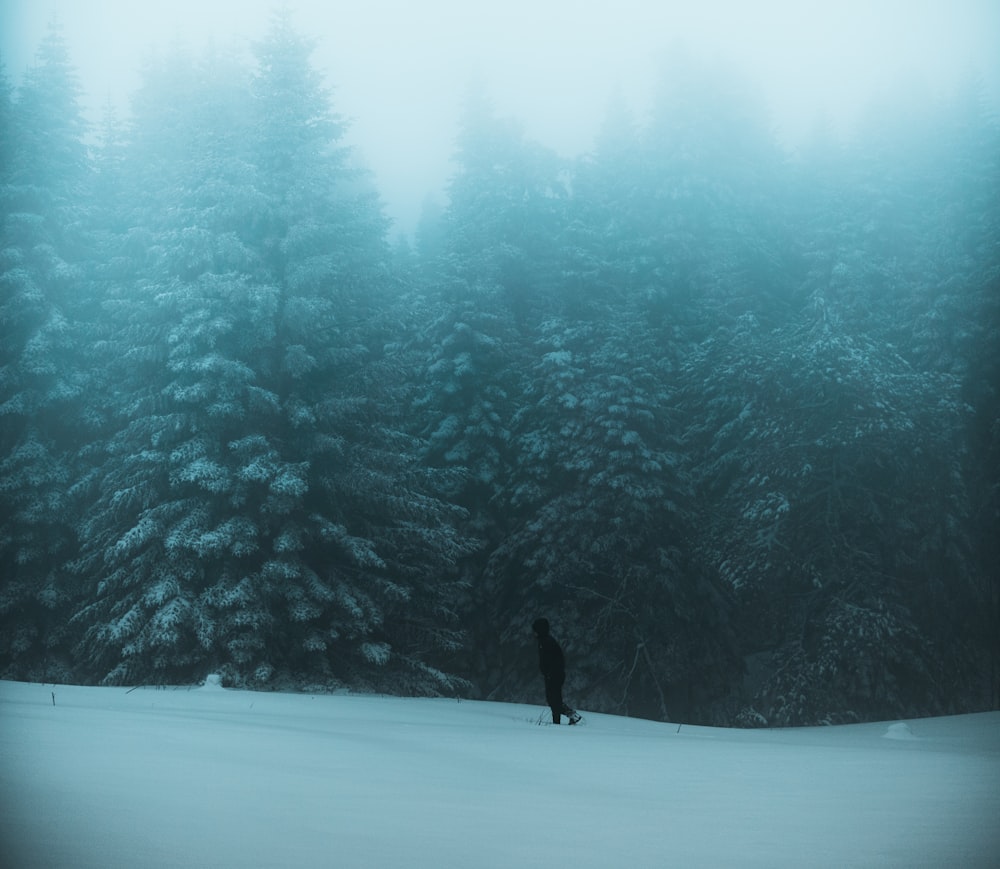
[532, 618, 565, 681]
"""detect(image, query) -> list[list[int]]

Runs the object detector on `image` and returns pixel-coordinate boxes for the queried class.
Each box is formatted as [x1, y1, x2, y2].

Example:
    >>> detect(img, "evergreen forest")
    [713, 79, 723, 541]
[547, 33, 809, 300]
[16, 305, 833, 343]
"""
[2, 16, 998, 726]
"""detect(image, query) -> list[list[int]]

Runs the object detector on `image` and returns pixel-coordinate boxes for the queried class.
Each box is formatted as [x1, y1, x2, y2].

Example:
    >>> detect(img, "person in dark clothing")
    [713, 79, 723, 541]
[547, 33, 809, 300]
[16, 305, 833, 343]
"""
[532, 618, 581, 725]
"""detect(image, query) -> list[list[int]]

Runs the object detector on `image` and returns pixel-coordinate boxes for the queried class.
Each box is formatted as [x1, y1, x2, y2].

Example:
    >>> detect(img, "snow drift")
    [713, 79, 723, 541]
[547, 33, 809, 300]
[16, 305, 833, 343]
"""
[1, 680, 997, 868]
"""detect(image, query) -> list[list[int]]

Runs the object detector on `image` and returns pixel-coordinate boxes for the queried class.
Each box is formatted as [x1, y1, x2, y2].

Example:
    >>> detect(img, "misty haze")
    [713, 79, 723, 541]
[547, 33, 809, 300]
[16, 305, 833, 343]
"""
[1, 0, 998, 733]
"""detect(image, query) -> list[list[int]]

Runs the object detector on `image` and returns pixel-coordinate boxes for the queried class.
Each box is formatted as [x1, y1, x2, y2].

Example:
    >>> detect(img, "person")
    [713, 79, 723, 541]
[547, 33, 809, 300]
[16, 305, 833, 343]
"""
[532, 618, 582, 725]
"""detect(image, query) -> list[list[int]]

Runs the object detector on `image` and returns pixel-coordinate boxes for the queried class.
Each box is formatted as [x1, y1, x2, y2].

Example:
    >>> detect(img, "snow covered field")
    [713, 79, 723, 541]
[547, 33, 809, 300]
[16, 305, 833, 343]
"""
[1, 679, 997, 868]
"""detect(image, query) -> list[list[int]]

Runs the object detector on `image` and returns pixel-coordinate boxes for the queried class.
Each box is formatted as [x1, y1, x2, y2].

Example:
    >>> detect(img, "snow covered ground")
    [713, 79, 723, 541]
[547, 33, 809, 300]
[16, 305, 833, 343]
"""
[1, 679, 997, 868]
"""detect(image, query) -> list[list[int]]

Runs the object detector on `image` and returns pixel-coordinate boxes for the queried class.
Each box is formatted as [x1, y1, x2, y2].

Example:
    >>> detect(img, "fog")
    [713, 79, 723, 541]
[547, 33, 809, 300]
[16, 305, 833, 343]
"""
[3, 0, 998, 727]
[2, 0, 998, 235]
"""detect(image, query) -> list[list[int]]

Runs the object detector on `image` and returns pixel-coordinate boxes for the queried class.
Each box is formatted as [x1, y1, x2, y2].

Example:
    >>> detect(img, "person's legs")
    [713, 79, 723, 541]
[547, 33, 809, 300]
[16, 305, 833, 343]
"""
[545, 676, 565, 724]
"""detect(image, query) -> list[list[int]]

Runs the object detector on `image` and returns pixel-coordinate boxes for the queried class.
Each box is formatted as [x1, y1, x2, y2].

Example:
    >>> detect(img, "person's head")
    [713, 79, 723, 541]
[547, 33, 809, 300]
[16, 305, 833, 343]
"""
[532, 617, 550, 637]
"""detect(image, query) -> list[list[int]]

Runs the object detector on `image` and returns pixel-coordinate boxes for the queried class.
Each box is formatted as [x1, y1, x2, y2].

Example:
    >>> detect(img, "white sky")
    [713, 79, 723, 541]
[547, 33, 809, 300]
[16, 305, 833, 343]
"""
[2, 680, 999, 867]
[2, 0, 999, 235]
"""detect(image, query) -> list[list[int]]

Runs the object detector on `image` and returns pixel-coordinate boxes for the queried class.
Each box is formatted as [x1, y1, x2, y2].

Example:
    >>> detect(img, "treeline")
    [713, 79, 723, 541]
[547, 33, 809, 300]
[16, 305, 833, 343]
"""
[1, 15, 997, 725]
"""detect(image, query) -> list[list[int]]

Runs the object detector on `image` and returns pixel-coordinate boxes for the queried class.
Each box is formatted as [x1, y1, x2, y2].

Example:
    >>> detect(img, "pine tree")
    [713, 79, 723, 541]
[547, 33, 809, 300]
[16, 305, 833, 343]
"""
[685, 277, 973, 725]
[73, 15, 475, 691]
[444, 84, 568, 324]
[0, 27, 91, 680]
[489, 314, 736, 721]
